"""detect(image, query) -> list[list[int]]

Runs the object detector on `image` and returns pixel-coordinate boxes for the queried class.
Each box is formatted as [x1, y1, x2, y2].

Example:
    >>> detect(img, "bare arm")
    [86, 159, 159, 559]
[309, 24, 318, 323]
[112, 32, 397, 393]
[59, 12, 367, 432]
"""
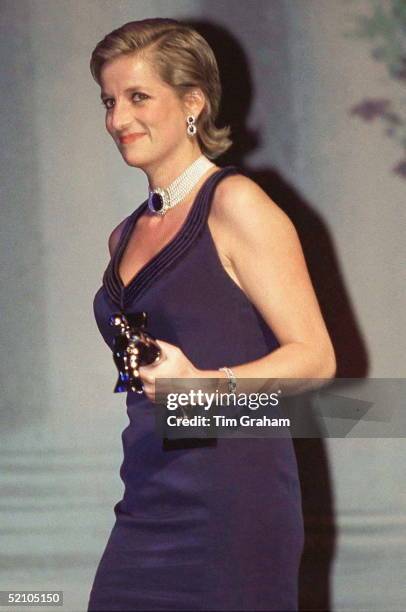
[201, 175, 336, 394]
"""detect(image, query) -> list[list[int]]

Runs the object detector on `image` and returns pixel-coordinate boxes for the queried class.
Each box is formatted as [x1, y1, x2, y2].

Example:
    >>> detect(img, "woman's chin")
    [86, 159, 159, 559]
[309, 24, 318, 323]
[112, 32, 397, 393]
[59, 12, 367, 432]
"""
[120, 149, 163, 171]
[120, 151, 147, 168]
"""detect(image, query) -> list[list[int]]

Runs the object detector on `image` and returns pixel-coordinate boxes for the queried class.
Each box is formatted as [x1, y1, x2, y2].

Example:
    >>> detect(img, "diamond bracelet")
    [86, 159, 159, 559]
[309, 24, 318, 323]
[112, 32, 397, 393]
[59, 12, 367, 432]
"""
[219, 367, 237, 394]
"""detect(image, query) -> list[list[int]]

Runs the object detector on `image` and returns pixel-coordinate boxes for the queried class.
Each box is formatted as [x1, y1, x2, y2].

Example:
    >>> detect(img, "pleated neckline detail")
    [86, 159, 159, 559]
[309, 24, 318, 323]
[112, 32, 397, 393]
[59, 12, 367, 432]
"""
[102, 166, 239, 310]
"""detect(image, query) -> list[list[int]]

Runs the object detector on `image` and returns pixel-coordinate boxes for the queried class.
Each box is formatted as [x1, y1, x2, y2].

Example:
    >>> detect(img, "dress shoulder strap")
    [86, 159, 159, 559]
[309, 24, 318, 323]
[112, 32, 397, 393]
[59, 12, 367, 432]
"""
[199, 165, 240, 218]
[189, 165, 240, 236]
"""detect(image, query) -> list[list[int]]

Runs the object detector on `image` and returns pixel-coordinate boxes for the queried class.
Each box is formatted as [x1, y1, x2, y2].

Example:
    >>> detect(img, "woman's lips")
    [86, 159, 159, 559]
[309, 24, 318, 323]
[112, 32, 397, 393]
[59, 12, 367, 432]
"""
[119, 133, 146, 144]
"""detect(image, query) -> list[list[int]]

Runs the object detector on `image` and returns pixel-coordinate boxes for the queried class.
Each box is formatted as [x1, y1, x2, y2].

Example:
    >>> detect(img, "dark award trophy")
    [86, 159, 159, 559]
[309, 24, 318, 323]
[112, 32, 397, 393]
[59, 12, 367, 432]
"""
[109, 312, 161, 393]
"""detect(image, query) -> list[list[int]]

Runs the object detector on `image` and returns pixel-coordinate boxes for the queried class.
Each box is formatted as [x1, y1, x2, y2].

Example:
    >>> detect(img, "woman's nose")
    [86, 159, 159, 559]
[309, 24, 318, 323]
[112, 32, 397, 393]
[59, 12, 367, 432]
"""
[110, 100, 134, 132]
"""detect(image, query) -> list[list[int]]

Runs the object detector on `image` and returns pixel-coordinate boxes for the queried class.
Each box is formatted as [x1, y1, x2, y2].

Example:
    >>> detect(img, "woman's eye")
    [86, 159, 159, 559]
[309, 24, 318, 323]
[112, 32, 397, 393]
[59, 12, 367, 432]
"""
[132, 92, 148, 103]
[101, 99, 114, 110]
[101, 93, 148, 110]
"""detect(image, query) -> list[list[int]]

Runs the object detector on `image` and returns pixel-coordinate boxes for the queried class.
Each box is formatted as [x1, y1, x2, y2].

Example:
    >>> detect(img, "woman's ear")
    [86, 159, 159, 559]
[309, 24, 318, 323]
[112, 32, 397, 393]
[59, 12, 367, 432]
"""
[183, 88, 206, 120]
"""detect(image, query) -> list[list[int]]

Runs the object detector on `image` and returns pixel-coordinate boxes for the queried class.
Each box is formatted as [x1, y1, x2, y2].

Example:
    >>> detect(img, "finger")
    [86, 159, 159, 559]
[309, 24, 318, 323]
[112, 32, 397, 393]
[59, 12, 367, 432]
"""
[152, 341, 167, 364]
[138, 367, 155, 385]
[151, 351, 164, 366]
[143, 382, 155, 402]
[155, 339, 178, 354]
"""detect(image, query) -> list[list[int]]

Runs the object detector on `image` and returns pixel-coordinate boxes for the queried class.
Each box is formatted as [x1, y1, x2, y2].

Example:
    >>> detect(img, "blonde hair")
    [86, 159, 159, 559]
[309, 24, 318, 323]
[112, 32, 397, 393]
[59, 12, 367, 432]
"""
[90, 18, 232, 159]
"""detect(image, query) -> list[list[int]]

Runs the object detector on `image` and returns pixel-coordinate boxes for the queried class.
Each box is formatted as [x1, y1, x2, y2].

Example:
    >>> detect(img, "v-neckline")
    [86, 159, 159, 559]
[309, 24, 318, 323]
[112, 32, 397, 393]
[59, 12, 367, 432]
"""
[113, 167, 223, 293]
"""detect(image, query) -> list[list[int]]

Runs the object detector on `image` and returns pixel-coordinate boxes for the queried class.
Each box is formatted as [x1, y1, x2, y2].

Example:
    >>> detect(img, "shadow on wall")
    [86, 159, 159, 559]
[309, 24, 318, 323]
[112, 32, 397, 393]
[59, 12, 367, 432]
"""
[188, 18, 369, 612]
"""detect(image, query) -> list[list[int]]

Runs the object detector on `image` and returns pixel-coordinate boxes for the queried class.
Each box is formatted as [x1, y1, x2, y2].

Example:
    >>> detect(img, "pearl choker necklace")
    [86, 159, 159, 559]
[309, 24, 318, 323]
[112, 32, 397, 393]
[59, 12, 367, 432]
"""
[147, 155, 215, 216]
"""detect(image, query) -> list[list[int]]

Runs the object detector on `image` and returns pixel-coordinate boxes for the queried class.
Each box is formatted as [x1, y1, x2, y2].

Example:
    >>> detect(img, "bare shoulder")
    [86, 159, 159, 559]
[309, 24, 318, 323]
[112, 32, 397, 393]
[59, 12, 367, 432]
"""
[108, 216, 129, 257]
[212, 173, 294, 234]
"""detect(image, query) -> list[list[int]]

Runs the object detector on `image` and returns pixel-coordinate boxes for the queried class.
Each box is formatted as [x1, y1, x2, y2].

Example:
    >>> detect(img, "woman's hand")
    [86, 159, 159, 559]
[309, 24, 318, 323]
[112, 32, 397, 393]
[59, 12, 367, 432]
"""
[139, 340, 201, 403]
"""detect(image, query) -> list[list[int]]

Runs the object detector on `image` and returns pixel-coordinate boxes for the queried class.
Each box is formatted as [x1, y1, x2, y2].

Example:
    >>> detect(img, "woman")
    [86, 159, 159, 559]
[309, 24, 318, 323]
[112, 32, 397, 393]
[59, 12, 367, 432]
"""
[88, 17, 336, 612]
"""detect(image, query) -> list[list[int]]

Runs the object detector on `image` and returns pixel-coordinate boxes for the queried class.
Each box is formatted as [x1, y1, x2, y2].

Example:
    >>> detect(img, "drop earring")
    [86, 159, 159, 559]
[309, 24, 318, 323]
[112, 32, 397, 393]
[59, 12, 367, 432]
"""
[186, 115, 197, 136]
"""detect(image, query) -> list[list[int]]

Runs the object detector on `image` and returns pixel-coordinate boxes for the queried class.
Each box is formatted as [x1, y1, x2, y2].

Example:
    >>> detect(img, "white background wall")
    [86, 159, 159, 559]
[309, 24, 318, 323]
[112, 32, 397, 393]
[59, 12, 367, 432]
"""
[1, 1, 405, 610]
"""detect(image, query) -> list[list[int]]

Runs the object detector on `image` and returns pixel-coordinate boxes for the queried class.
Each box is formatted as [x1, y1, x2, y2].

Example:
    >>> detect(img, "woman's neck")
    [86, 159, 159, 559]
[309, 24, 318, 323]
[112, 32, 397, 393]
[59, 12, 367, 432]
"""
[145, 146, 205, 190]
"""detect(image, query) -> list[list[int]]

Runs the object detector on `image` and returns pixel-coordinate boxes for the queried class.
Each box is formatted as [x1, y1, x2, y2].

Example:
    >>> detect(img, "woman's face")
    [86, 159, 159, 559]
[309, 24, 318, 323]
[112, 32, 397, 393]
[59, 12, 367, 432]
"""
[99, 53, 196, 170]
